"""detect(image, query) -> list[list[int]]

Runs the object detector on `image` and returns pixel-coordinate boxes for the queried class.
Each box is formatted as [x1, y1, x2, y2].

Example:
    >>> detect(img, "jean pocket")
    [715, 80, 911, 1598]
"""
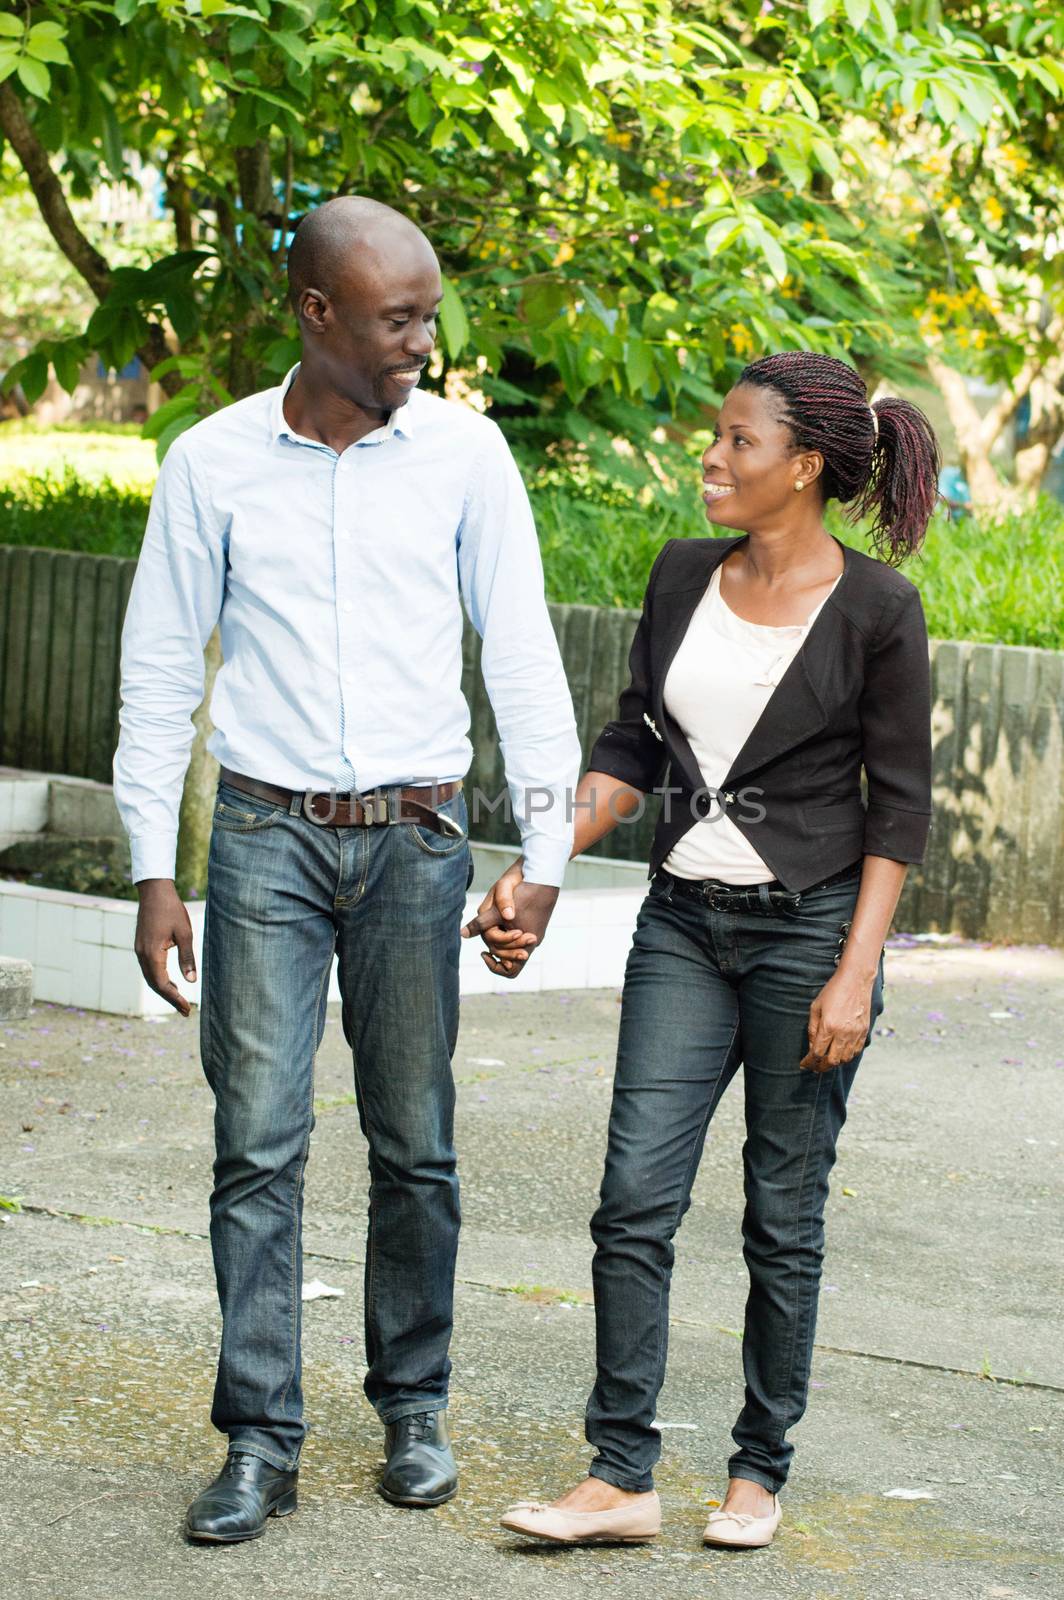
[213, 784, 286, 833]
[400, 791, 469, 858]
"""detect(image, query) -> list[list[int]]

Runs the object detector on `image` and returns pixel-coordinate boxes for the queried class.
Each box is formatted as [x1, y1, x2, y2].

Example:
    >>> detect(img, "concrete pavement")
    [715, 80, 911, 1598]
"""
[1, 938, 1062, 1599]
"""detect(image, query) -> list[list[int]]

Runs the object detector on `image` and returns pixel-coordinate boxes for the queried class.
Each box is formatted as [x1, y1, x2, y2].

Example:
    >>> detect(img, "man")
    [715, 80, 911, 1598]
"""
[114, 197, 580, 1543]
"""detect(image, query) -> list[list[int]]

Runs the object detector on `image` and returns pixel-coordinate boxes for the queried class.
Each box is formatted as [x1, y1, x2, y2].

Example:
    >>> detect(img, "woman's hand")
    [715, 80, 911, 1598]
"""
[800, 967, 875, 1072]
[461, 857, 539, 978]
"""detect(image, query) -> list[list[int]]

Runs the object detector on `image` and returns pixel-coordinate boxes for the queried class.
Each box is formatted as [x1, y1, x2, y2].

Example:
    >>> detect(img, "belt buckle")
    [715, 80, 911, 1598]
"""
[302, 789, 337, 825]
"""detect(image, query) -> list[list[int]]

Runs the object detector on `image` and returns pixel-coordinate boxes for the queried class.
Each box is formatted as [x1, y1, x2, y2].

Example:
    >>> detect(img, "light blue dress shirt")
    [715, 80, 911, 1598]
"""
[113, 367, 580, 887]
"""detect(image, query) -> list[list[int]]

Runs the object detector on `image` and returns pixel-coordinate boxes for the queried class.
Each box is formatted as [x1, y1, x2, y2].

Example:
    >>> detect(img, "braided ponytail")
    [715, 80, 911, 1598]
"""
[739, 353, 941, 564]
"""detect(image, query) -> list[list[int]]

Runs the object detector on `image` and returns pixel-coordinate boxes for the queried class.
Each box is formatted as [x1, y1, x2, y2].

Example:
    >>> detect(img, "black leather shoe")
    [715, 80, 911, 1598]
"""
[184, 1451, 298, 1543]
[379, 1410, 458, 1507]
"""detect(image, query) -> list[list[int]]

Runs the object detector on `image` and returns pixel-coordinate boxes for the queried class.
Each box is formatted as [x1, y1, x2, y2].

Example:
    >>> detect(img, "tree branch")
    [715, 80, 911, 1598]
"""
[0, 80, 180, 395]
[0, 80, 111, 299]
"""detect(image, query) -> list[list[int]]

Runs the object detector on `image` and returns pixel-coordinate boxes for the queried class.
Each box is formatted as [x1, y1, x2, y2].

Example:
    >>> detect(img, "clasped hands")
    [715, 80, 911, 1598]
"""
[463, 861, 876, 1066]
[461, 858, 557, 978]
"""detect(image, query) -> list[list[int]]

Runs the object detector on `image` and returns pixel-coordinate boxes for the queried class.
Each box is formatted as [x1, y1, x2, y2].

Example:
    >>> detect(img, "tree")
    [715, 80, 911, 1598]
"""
[865, 0, 1064, 507]
[0, 0, 1058, 483]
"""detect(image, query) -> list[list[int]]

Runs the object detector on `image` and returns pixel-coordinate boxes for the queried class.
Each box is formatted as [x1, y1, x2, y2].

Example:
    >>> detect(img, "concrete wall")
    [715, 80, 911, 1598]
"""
[2, 544, 1062, 943]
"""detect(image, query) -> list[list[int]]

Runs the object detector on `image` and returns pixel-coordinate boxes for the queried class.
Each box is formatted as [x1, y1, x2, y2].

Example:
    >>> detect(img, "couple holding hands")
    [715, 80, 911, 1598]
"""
[115, 199, 935, 1552]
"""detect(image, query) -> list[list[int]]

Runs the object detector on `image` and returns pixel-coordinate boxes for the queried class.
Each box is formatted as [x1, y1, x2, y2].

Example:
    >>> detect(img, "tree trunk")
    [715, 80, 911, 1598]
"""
[1014, 370, 1064, 497]
[175, 630, 222, 901]
[926, 354, 1016, 514]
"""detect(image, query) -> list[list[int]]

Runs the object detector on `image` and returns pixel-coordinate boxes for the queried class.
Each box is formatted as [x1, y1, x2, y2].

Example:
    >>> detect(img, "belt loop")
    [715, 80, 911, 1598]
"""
[289, 792, 303, 818]
[758, 882, 772, 912]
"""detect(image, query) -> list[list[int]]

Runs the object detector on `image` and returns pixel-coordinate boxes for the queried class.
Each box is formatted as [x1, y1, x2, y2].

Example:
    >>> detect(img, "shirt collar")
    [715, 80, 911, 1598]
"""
[271, 363, 416, 448]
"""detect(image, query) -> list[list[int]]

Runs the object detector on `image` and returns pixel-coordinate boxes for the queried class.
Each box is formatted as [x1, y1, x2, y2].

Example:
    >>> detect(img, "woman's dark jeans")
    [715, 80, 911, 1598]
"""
[585, 867, 883, 1495]
[200, 780, 472, 1471]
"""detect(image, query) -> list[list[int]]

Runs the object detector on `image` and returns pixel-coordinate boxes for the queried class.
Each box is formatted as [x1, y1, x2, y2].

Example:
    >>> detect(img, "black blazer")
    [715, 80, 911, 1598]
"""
[588, 535, 932, 891]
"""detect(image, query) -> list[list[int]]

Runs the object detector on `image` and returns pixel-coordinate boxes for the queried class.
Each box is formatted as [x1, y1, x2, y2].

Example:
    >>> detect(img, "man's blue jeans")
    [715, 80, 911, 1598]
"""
[586, 867, 884, 1495]
[199, 779, 472, 1471]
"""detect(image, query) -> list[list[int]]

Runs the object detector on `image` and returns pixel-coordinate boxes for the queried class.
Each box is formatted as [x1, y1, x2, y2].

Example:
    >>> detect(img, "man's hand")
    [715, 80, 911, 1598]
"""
[134, 878, 197, 1017]
[461, 858, 558, 979]
[800, 968, 875, 1072]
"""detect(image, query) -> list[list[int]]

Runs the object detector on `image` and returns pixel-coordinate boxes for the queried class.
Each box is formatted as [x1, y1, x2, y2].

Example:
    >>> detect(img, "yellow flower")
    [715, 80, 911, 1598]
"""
[729, 323, 755, 357]
[984, 195, 1005, 226]
[553, 241, 575, 266]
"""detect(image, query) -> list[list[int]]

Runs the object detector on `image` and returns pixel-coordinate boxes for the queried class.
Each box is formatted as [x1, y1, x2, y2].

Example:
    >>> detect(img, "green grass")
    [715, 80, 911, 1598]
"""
[537, 487, 1064, 652]
[0, 419, 156, 489]
[1, 428, 1062, 649]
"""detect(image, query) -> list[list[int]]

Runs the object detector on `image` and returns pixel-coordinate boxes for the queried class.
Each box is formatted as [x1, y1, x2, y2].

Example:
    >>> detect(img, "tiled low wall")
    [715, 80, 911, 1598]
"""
[10, 544, 1060, 941]
[0, 867, 646, 1016]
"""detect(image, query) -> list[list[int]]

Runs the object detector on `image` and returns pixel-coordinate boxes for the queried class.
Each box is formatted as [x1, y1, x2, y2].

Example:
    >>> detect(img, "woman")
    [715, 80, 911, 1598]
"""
[467, 352, 938, 1549]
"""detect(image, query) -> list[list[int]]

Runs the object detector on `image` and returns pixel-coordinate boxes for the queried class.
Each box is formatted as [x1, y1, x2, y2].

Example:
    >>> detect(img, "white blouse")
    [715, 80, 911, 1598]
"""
[663, 565, 841, 884]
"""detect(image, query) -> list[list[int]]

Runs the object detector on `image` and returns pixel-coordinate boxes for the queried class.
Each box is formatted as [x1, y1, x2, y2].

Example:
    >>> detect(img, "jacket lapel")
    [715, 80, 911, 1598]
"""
[650, 538, 741, 794]
[650, 535, 851, 791]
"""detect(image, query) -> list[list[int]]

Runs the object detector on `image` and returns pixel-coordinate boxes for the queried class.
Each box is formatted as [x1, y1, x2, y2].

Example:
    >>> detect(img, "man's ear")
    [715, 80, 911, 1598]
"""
[298, 288, 329, 334]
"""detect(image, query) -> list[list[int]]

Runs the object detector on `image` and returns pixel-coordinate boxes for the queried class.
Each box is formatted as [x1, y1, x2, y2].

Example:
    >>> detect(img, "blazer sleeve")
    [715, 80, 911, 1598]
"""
[859, 583, 933, 863]
[587, 540, 673, 793]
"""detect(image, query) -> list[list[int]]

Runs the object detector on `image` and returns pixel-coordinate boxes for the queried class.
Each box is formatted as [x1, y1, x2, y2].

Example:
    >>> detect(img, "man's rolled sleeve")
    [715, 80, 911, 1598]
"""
[113, 436, 225, 883]
[458, 422, 581, 887]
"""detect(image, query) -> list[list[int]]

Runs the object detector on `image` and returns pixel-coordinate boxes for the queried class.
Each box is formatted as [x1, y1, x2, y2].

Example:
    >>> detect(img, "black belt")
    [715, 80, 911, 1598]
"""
[219, 767, 465, 838]
[659, 861, 861, 913]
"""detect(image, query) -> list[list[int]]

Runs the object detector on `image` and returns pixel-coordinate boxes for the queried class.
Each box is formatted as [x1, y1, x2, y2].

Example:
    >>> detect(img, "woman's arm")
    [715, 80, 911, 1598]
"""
[461, 771, 646, 973]
[800, 854, 906, 1072]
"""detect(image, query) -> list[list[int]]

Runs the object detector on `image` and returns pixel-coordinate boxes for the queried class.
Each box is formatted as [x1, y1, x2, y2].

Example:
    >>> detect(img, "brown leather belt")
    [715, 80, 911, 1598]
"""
[219, 766, 465, 838]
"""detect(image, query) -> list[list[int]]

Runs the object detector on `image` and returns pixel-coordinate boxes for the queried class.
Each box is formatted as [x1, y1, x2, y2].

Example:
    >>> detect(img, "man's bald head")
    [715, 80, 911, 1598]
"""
[287, 197, 435, 310]
[284, 196, 442, 417]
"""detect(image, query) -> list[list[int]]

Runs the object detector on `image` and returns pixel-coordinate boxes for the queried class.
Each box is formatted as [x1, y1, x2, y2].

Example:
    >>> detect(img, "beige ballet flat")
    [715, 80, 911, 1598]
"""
[703, 1494, 781, 1548]
[500, 1490, 661, 1545]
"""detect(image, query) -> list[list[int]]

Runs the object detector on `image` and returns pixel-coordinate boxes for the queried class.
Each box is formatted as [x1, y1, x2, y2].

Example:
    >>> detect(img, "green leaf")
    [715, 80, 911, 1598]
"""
[141, 386, 200, 441]
[164, 292, 200, 344]
[777, 146, 811, 191]
[746, 219, 788, 283]
[52, 340, 84, 394]
[843, 0, 871, 29]
[26, 24, 70, 65]
[16, 55, 50, 98]
[262, 336, 302, 375]
[0, 15, 23, 37]
[155, 412, 200, 464]
[272, 30, 311, 69]
[115, 0, 140, 22]
[451, 35, 494, 61]
[791, 76, 819, 121]
[487, 87, 530, 153]
[438, 276, 469, 360]
[624, 338, 654, 393]
[407, 84, 434, 134]
[704, 216, 744, 255]
[0, 46, 19, 84]
[4, 351, 49, 405]
[930, 80, 960, 124]
[808, 0, 836, 27]
[430, 116, 455, 151]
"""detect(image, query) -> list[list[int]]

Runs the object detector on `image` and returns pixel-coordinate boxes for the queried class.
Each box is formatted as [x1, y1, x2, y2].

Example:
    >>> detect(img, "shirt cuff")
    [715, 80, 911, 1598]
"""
[129, 833, 179, 884]
[520, 836, 571, 889]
